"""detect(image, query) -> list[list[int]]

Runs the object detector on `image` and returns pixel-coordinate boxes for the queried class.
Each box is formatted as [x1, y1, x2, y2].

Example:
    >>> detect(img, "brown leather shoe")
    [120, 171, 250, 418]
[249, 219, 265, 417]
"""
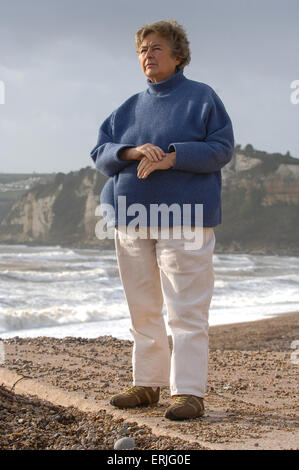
[110, 386, 160, 408]
[165, 394, 204, 420]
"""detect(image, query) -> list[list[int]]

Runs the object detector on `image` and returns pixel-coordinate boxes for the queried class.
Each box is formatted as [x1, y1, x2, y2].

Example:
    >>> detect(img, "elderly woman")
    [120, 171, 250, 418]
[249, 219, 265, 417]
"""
[90, 20, 234, 420]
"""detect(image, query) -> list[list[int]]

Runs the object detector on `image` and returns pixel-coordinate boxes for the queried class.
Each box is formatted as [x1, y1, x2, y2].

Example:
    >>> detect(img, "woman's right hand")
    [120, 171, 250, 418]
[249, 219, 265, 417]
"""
[119, 144, 165, 162]
[135, 143, 165, 162]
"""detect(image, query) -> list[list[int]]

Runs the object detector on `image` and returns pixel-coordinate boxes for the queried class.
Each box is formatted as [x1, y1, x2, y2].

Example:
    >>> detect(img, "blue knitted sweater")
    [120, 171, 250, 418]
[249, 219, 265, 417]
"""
[90, 70, 234, 227]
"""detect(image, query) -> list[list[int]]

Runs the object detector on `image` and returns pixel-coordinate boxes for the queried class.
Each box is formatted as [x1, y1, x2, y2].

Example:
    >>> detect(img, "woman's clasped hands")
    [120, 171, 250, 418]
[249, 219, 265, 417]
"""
[135, 143, 176, 179]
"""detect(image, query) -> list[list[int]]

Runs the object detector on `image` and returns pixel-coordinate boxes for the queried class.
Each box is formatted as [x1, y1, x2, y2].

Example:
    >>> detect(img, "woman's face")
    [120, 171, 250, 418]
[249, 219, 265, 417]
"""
[138, 32, 181, 83]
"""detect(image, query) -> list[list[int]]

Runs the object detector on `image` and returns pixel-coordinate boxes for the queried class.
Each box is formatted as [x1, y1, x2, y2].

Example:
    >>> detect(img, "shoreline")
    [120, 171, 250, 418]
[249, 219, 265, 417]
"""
[1, 310, 298, 344]
[1, 309, 299, 342]
[0, 311, 298, 450]
[208, 310, 299, 351]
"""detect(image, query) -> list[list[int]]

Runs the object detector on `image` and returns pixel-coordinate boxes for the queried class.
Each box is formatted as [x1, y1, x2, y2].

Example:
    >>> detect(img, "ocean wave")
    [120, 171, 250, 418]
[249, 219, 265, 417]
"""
[1, 246, 298, 338]
[213, 254, 254, 265]
[0, 267, 108, 283]
[0, 304, 129, 333]
[13, 250, 81, 259]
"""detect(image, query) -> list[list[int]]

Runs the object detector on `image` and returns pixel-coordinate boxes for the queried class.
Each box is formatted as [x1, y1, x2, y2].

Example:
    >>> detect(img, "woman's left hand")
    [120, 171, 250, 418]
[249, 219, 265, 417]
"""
[137, 152, 176, 179]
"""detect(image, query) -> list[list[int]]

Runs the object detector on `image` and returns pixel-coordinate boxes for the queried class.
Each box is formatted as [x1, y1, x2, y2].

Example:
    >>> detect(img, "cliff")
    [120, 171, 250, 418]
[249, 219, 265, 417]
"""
[215, 147, 299, 254]
[0, 167, 112, 249]
[0, 146, 299, 254]
[0, 173, 54, 224]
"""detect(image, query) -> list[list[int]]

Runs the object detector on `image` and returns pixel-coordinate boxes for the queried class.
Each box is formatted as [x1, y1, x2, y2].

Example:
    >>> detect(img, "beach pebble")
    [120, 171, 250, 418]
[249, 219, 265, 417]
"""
[118, 425, 130, 436]
[114, 437, 136, 450]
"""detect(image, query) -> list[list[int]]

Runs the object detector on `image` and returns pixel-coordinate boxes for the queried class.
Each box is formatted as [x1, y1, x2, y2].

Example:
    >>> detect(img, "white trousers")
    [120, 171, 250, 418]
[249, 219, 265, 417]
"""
[114, 226, 215, 398]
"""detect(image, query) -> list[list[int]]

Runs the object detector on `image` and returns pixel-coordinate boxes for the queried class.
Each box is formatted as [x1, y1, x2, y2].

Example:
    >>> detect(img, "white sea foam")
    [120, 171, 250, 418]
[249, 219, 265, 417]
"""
[1, 267, 107, 282]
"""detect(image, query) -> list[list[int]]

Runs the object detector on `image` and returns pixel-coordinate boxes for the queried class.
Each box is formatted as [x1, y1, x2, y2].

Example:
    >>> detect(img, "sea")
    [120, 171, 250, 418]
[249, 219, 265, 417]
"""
[0, 244, 299, 340]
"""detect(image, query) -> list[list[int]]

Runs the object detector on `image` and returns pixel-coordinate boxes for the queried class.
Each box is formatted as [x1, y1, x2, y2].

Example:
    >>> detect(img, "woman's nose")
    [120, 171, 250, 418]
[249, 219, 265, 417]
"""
[145, 48, 154, 58]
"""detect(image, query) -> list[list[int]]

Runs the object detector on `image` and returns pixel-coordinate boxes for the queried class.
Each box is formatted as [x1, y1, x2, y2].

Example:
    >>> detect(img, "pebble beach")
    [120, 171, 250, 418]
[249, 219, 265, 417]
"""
[0, 312, 298, 450]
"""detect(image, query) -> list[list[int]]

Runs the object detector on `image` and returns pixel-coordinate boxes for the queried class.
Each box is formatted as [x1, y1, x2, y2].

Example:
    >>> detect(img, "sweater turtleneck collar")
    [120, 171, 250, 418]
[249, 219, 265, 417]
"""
[147, 69, 186, 95]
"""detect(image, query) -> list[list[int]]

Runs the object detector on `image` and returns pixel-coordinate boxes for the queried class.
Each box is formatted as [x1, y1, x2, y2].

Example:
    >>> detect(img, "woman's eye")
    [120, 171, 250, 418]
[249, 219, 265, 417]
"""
[139, 47, 161, 54]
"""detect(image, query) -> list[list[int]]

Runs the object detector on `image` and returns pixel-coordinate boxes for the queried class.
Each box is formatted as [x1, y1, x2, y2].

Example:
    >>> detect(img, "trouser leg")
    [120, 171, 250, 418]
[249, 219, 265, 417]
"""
[156, 227, 215, 398]
[114, 226, 170, 387]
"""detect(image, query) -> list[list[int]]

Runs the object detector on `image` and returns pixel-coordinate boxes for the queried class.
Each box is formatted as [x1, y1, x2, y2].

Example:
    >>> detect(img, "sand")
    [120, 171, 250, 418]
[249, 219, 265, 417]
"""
[0, 312, 298, 450]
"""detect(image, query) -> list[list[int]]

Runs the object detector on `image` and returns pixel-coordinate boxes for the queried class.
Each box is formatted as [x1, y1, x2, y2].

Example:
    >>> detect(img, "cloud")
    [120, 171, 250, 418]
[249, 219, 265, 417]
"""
[0, 0, 298, 172]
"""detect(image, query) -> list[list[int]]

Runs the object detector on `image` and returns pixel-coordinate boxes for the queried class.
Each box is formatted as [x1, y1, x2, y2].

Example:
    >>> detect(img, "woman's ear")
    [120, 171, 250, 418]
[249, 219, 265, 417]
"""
[175, 56, 182, 67]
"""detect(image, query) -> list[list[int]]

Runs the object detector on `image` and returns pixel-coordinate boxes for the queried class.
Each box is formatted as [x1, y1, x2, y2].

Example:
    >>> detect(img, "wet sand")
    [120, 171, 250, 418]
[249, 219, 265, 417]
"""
[0, 312, 298, 450]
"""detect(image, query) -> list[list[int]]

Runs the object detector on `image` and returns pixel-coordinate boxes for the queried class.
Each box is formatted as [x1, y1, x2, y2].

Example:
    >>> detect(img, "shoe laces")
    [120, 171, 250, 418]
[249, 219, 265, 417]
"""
[124, 386, 146, 396]
[173, 395, 190, 405]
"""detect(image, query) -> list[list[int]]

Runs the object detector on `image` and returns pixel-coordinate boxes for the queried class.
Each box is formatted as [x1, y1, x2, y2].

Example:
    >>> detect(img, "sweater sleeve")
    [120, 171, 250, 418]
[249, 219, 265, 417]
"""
[90, 113, 135, 177]
[168, 90, 234, 174]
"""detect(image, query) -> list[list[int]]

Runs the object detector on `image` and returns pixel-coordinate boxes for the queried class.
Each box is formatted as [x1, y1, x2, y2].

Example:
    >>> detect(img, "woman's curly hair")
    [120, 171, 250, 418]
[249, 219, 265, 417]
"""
[135, 19, 191, 71]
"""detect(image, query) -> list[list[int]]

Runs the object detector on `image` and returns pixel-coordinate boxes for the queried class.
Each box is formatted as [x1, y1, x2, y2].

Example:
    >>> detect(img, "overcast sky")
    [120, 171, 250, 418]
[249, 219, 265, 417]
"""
[0, 0, 298, 173]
